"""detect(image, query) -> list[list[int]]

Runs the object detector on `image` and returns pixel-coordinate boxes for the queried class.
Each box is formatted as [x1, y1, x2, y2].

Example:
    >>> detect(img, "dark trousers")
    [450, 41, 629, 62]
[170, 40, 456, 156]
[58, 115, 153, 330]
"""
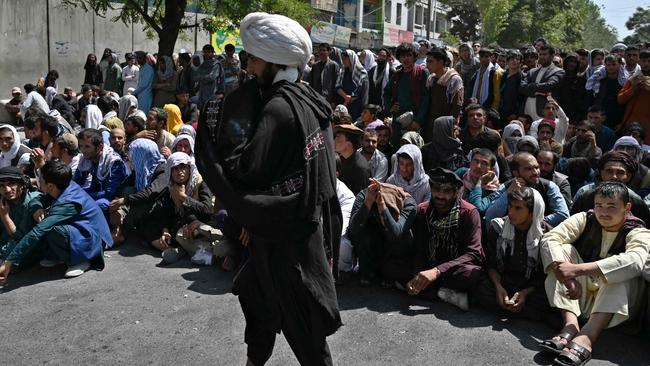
[472, 274, 553, 321]
[240, 267, 333, 366]
[417, 263, 483, 300]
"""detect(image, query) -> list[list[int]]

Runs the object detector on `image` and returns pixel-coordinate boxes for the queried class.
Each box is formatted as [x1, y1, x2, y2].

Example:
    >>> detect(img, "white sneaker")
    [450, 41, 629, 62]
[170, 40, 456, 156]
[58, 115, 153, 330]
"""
[64, 261, 90, 278]
[437, 287, 469, 311]
[40, 259, 63, 268]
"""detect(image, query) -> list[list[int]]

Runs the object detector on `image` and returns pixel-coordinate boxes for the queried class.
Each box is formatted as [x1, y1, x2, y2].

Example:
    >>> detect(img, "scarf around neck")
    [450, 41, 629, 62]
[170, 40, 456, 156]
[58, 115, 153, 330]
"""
[0, 125, 22, 168]
[472, 63, 494, 105]
[427, 197, 461, 261]
[491, 189, 545, 279]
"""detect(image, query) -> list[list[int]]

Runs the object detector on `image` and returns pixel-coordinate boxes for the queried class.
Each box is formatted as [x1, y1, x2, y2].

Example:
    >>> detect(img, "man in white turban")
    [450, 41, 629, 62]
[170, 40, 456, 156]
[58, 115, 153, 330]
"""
[195, 12, 342, 366]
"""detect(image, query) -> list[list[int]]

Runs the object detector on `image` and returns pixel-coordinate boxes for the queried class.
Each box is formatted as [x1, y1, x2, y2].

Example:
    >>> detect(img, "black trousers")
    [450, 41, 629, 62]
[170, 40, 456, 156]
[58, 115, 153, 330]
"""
[240, 268, 333, 366]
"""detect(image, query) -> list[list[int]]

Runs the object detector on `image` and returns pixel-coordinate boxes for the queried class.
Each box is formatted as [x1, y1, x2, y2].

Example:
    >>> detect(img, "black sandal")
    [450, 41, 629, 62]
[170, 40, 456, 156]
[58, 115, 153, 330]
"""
[553, 341, 592, 366]
[540, 332, 574, 354]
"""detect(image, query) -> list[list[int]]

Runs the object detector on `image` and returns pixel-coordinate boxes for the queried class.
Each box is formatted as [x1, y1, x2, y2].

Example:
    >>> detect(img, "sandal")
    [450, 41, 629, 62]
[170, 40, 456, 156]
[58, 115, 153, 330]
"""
[553, 341, 592, 366]
[540, 332, 574, 354]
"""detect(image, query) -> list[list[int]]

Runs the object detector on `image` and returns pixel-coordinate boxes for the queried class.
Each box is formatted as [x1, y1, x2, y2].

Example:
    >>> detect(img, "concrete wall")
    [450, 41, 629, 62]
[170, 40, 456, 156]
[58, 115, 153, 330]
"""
[0, 0, 211, 96]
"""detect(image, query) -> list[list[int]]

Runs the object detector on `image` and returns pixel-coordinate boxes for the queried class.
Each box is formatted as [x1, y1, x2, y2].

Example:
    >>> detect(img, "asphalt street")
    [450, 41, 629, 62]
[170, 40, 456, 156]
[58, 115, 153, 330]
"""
[1, 240, 649, 365]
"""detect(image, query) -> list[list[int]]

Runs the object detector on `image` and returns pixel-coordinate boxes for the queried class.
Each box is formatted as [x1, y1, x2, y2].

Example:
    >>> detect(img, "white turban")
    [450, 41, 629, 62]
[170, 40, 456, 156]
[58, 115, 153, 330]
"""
[240, 12, 312, 69]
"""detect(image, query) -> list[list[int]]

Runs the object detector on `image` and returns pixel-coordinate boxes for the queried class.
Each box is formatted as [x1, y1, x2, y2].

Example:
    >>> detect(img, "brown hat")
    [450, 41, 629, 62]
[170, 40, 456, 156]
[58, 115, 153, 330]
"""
[57, 133, 78, 151]
[333, 124, 363, 135]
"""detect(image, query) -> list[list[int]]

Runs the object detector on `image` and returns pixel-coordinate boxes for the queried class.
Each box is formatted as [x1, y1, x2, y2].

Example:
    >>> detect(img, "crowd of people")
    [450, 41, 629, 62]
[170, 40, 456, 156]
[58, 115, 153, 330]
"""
[1, 22, 650, 365]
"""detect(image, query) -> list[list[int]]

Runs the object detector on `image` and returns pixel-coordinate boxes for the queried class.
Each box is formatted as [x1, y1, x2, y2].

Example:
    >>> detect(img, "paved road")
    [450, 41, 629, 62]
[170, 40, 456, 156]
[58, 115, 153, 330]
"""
[1, 241, 648, 365]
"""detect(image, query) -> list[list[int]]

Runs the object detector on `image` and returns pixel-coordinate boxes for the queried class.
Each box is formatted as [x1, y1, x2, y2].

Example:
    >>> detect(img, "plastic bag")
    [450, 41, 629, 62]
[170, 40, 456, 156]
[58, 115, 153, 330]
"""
[191, 246, 213, 266]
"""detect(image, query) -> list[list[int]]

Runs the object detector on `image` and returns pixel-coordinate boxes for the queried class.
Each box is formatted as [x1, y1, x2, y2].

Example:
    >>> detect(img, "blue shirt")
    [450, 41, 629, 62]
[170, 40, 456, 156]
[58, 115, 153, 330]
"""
[484, 179, 569, 227]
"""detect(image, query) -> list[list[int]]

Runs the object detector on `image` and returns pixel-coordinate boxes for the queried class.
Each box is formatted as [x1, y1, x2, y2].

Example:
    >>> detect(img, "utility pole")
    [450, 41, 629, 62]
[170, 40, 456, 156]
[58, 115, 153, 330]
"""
[431, 0, 437, 41]
[425, 0, 432, 41]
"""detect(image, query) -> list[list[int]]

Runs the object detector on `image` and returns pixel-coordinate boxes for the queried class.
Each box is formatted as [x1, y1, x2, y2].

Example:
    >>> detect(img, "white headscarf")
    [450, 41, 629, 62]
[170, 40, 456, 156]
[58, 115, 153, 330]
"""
[240, 12, 312, 70]
[171, 134, 195, 158]
[362, 49, 376, 71]
[46, 87, 57, 107]
[386, 144, 430, 203]
[165, 152, 200, 198]
[77, 144, 128, 181]
[492, 188, 545, 279]
[118, 95, 138, 122]
[85, 104, 103, 129]
[0, 125, 22, 168]
[336, 49, 368, 94]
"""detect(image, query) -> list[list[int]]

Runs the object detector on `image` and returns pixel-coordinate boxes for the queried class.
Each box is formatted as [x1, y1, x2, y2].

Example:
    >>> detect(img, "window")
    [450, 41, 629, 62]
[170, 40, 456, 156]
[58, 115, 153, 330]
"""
[396, 3, 402, 25]
[415, 5, 423, 26]
[385, 0, 392, 23]
[363, 0, 381, 30]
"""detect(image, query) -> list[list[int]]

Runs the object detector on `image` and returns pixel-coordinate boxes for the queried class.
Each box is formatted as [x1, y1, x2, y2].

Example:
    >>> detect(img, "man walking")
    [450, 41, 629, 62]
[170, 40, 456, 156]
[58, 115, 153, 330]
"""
[195, 12, 342, 366]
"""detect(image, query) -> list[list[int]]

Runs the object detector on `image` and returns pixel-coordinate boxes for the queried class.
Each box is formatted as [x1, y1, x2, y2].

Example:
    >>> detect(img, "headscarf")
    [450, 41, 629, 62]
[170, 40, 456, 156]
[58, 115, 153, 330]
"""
[492, 188, 545, 279]
[330, 47, 343, 66]
[104, 116, 124, 130]
[129, 138, 165, 191]
[146, 53, 157, 66]
[613, 136, 644, 163]
[240, 12, 312, 70]
[517, 135, 540, 155]
[84, 53, 98, 68]
[400, 131, 425, 148]
[77, 144, 127, 181]
[503, 123, 524, 156]
[0, 125, 22, 168]
[110, 52, 120, 66]
[387, 144, 429, 200]
[171, 134, 195, 157]
[455, 43, 479, 78]
[177, 124, 196, 139]
[361, 49, 376, 71]
[164, 152, 201, 198]
[46, 87, 57, 106]
[157, 55, 175, 81]
[427, 67, 463, 104]
[163, 104, 183, 135]
[584, 48, 605, 80]
[597, 150, 638, 183]
[85, 104, 103, 129]
[586, 63, 629, 95]
[118, 95, 138, 122]
[336, 49, 369, 96]
[430, 116, 462, 163]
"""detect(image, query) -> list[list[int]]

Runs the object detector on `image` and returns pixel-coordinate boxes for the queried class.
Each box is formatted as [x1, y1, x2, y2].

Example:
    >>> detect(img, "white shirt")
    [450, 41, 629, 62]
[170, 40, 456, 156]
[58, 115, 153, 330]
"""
[527, 104, 570, 144]
[523, 65, 550, 120]
[122, 65, 140, 95]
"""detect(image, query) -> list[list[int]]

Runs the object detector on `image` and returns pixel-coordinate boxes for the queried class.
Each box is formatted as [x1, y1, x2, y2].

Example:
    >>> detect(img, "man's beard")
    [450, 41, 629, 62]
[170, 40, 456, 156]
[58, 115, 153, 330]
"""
[362, 146, 375, 155]
[377, 60, 387, 69]
[258, 64, 276, 88]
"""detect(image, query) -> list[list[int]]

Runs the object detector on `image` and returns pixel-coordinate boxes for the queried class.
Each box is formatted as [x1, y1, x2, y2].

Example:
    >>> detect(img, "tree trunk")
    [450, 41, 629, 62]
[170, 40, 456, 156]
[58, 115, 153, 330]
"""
[156, 0, 188, 57]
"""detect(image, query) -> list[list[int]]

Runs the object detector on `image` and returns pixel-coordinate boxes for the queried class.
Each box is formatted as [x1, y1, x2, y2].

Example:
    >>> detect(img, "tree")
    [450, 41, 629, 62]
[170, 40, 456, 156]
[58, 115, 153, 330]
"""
[438, 0, 481, 43]
[624, 6, 650, 44]
[476, 0, 517, 44]
[61, 0, 317, 57]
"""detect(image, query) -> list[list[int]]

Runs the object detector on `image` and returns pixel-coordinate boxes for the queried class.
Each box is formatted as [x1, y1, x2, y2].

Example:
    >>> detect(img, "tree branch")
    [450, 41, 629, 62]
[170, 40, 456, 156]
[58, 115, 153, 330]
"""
[124, 0, 162, 33]
[179, 23, 200, 29]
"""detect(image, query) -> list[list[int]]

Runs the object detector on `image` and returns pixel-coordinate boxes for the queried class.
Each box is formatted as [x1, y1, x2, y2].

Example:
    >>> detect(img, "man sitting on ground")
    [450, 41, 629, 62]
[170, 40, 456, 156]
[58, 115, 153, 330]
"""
[386, 144, 431, 204]
[51, 133, 81, 175]
[73, 129, 129, 223]
[474, 187, 551, 320]
[0, 167, 43, 253]
[0, 161, 111, 283]
[485, 152, 569, 228]
[348, 178, 416, 286]
[571, 150, 650, 225]
[334, 124, 371, 195]
[406, 168, 484, 310]
[455, 148, 500, 217]
[146, 108, 175, 151]
[359, 128, 389, 181]
[539, 182, 650, 365]
[537, 149, 572, 208]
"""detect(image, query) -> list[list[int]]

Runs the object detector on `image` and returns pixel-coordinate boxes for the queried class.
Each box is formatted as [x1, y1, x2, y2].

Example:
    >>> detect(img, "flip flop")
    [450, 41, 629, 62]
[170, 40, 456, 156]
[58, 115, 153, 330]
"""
[553, 341, 592, 366]
[540, 332, 574, 354]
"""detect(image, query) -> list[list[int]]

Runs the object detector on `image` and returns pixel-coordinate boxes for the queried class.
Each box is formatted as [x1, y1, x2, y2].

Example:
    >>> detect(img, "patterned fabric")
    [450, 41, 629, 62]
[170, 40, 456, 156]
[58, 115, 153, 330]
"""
[129, 138, 165, 191]
[426, 197, 461, 260]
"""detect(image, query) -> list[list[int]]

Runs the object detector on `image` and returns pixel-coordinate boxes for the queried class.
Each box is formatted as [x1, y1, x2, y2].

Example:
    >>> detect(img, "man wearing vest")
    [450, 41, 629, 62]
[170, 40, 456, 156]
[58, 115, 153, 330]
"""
[539, 182, 650, 366]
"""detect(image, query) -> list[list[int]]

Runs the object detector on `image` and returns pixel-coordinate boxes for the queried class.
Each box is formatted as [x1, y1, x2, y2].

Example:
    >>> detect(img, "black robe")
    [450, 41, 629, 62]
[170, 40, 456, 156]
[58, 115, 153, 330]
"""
[195, 78, 342, 336]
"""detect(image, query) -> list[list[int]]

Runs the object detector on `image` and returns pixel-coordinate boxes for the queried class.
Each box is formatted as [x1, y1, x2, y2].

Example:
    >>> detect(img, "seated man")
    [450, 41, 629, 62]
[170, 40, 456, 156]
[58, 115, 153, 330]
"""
[528, 98, 569, 145]
[334, 124, 371, 195]
[4, 87, 23, 124]
[146, 108, 175, 151]
[359, 128, 389, 181]
[0, 167, 43, 253]
[455, 148, 500, 216]
[109, 128, 128, 162]
[571, 150, 650, 225]
[386, 144, 431, 204]
[536, 149, 572, 208]
[135, 152, 213, 256]
[73, 129, 129, 223]
[0, 161, 111, 283]
[335, 155, 357, 276]
[562, 120, 602, 168]
[474, 187, 551, 320]
[51, 133, 80, 175]
[539, 182, 650, 365]
[124, 115, 147, 144]
[485, 152, 569, 228]
[407, 168, 484, 310]
[348, 179, 416, 286]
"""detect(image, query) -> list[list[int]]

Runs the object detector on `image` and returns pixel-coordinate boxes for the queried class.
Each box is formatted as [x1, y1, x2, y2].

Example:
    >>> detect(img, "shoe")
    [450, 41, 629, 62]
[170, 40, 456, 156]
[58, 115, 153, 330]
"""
[40, 259, 63, 268]
[213, 239, 234, 258]
[64, 261, 90, 278]
[437, 287, 469, 311]
[199, 224, 223, 241]
[162, 247, 186, 264]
